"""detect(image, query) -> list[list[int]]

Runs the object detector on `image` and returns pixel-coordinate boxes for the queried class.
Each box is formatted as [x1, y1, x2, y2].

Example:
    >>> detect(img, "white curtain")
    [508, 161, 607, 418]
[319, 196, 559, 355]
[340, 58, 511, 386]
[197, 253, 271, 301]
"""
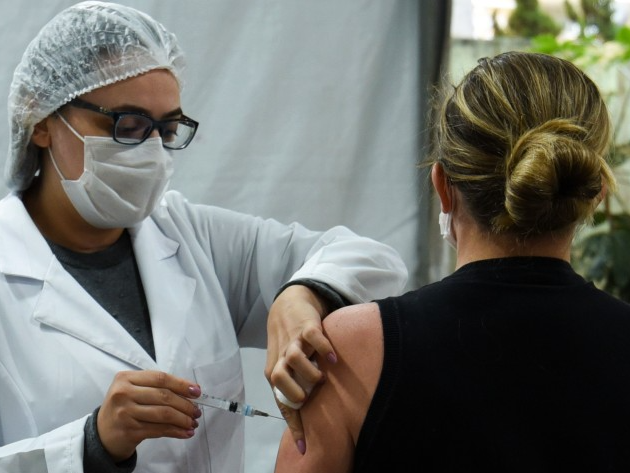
[0, 1, 449, 471]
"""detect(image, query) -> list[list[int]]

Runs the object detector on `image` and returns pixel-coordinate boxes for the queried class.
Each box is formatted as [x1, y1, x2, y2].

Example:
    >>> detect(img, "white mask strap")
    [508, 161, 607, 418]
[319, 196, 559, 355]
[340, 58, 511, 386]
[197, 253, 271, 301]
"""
[47, 147, 67, 180]
[55, 112, 86, 143]
[438, 211, 451, 235]
[438, 210, 457, 249]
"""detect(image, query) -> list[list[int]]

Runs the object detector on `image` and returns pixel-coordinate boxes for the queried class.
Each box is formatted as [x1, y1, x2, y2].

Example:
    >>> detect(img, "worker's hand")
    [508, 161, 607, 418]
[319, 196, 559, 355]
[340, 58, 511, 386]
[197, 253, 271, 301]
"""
[265, 284, 338, 454]
[97, 370, 203, 462]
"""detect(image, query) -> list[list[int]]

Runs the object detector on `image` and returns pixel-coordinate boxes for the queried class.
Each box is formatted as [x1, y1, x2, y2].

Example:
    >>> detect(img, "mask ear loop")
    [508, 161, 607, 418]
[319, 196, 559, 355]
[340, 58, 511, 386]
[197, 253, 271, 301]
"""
[439, 210, 452, 235]
[47, 147, 68, 180]
[444, 173, 455, 209]
[55, 111, 86, 143]
[49, 112, 86, 180]
[439, 174, 457, 248]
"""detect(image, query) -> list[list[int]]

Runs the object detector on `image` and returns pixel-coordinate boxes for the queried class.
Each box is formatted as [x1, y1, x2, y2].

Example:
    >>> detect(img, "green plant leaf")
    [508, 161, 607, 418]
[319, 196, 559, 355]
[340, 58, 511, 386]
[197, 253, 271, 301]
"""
[530, 34, 560, 53]
[615, 25, 630, 45]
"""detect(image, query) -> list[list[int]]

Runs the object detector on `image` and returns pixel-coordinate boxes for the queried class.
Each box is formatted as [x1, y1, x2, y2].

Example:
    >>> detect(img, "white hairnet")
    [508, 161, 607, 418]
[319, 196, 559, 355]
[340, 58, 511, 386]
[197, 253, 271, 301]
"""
[5, 1, 186, 191]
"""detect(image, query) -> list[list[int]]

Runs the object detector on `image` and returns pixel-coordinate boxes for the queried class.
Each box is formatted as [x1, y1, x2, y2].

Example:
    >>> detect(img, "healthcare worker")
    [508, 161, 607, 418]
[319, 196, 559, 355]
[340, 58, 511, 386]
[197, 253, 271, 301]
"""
[0, 2, 407, 473]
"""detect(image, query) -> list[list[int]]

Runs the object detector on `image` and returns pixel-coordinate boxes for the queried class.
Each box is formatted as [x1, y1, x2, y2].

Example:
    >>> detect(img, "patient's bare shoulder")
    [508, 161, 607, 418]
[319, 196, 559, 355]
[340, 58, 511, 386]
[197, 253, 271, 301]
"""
[320, 302, 384, 434]
[322, 302, 383, 356]
[274, 302, 384, 473]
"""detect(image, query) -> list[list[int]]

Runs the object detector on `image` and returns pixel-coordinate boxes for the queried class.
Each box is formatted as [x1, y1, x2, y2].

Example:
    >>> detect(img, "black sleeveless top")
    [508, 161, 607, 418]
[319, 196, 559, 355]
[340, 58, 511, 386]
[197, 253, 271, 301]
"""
[354, 257, 630, 473]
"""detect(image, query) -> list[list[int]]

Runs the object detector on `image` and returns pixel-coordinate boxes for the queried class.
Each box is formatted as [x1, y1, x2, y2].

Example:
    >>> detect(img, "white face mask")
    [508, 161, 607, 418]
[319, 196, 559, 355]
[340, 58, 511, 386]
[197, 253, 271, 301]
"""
[438, 211, 457, 249]
[49, 114, 174, 229]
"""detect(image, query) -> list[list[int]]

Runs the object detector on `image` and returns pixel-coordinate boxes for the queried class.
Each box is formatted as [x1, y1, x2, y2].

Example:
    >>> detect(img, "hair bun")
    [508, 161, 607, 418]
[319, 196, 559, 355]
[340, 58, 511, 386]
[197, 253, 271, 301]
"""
[498, 120, 604, 233]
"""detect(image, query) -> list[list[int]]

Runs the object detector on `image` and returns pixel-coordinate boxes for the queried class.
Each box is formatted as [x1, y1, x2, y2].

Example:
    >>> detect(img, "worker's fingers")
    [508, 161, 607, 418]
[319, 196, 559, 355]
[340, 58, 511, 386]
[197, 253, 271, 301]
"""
[297, 323, 337, 365]
[274, 395, 306, 455]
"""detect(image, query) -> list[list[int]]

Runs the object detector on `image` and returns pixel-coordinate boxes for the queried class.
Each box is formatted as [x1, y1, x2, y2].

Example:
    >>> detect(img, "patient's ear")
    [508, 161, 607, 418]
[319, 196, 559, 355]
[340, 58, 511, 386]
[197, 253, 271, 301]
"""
[31, 119, 51, 148]
[431, 162, 452, 213]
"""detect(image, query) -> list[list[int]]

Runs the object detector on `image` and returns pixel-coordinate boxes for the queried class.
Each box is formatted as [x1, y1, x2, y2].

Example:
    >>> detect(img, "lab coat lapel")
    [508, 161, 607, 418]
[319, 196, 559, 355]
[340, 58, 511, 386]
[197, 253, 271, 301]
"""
[0, 193, 195, 371]
[0, 193, 157, 369]
[0, 193, 52, 278]
[34, 261, 158, 370]
[130, 218, 196, 373]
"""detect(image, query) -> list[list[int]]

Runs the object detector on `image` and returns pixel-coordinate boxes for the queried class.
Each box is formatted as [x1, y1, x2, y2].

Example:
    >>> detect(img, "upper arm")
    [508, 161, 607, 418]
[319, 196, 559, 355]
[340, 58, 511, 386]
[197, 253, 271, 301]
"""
[274, 302, 383, 473]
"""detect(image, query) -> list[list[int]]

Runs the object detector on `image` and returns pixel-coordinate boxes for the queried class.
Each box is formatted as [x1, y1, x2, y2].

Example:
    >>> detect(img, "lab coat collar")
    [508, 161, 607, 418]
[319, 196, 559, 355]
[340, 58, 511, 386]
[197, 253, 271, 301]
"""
[0, 193, 196, 371]
[0, 192, 53, 279]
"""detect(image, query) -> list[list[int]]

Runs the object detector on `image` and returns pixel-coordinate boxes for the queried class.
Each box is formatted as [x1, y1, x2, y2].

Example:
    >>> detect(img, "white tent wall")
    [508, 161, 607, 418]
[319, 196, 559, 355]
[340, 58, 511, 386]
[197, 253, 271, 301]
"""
[0, 1, 450, 471]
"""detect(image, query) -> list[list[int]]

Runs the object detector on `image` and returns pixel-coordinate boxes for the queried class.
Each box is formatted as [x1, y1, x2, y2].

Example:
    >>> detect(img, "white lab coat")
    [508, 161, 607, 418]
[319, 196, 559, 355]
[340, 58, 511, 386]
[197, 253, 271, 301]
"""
[0, 190, 407, 473]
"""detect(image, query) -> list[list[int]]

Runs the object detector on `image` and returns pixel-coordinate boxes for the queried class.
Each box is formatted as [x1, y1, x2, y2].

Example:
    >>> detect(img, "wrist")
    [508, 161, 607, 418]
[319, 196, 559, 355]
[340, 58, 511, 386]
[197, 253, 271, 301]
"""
[275, 279, 349, 316]
[278, 284, 329, 318]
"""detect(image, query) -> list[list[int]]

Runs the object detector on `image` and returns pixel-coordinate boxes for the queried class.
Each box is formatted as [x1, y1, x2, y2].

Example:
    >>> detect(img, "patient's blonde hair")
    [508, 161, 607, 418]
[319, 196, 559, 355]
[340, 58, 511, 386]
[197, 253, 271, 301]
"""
[431, 51, 615, 236]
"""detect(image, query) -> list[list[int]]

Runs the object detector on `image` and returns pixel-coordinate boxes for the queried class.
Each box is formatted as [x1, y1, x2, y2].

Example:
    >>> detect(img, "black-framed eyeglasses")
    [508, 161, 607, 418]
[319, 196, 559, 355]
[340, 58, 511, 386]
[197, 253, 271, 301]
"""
[67, 97, 199, 150]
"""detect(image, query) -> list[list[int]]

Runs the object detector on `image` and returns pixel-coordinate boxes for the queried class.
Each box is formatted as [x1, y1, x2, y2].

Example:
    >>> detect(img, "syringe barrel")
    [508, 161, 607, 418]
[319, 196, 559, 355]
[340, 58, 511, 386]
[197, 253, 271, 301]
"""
[197, 394, 258, 417]
[239, 403, 254, 417]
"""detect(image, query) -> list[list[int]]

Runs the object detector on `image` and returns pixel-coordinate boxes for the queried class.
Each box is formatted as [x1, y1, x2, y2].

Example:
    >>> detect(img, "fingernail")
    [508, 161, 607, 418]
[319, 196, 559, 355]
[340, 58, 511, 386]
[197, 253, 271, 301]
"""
[192, 419, 199, 428]
[188, 385, 201, 396]
[297, 439, 306, 455]
[186, 429, 195, 437]
[326, 352, 337, 364]
[193, 407, 202, 418]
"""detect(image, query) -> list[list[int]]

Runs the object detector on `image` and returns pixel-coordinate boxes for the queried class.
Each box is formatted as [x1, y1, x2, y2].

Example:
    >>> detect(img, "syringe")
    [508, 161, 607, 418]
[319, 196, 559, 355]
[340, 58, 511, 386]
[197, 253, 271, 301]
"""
[194, 393, 283, 420]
